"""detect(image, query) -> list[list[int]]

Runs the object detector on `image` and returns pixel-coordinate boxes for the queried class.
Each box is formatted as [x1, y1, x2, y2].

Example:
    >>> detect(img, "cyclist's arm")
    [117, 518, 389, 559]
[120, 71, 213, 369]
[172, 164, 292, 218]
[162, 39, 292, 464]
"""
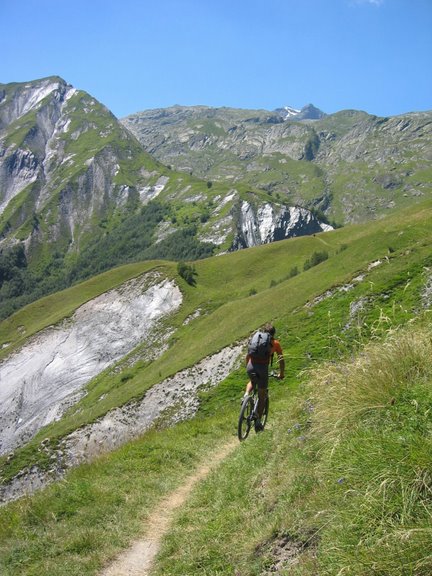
[278, 355, 285, 379]
[273, 341, 285, 379]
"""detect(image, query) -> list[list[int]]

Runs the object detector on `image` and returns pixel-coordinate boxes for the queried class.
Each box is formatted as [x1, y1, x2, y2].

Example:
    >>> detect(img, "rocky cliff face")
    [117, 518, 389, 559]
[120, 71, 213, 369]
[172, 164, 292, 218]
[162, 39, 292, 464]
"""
[123, 106, 432, 225]
[231, 202, 332, 250]
[0, 77, 163, 256]
[0, 78, 75, 214]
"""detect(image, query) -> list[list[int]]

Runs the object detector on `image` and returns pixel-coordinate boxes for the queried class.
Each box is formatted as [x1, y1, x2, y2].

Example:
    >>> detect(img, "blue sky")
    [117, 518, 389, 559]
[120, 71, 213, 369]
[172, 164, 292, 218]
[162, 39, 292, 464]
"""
[1, 0, 431, 118]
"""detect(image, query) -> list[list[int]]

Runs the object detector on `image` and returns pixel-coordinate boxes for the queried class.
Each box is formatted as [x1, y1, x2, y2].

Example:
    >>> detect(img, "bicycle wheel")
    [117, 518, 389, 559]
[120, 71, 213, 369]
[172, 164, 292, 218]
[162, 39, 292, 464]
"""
[260, 395, 269, 429]
[238, 396, 254, 441]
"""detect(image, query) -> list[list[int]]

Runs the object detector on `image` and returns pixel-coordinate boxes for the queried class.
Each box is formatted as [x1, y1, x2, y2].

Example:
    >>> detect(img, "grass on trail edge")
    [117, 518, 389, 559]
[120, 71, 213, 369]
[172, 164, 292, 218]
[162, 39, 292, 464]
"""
[0, 415, 235, 576]
[150, 321, 432, 576]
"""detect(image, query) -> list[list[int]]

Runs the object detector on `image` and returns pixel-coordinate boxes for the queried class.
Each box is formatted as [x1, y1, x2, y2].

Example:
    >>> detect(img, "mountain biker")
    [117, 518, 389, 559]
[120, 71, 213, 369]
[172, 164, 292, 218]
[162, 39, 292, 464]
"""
[244, 323, 285, 431]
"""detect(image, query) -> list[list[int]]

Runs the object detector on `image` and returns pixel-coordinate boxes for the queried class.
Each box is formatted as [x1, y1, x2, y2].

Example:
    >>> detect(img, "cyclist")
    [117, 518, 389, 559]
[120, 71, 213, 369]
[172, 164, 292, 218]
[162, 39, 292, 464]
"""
[243, 323, 285, 431]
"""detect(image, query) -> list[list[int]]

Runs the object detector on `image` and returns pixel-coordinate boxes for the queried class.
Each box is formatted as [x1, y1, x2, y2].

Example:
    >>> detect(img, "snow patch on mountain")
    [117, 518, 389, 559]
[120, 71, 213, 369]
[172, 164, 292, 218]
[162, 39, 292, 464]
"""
[281, 105, 301, 119]
[274, 104, 326, 122]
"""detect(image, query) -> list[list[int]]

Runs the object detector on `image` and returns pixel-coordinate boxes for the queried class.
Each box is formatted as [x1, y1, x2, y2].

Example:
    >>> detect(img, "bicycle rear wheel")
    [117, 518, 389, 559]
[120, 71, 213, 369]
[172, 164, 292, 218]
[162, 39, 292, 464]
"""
[238, 396, 254, 441]
[260, 396, 269, 429]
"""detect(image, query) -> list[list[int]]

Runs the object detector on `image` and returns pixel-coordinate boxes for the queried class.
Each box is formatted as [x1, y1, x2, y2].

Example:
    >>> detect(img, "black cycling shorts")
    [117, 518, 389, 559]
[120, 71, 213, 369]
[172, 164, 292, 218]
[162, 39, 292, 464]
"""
[246, 360, 269, 389]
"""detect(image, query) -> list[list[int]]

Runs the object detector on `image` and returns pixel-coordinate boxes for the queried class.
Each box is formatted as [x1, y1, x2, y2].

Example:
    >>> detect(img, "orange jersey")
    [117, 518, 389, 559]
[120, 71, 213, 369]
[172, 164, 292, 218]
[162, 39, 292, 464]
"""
[271, 339, 283, 357]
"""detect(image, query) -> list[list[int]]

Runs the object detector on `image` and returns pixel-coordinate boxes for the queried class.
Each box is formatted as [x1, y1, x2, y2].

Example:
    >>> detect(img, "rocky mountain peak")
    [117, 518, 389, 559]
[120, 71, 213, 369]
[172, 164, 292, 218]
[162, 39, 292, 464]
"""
[296, 103, 326, 120]
[0, 76, 74, 129]
[277, 105, 300, 119]
[274, 103, 326, 121]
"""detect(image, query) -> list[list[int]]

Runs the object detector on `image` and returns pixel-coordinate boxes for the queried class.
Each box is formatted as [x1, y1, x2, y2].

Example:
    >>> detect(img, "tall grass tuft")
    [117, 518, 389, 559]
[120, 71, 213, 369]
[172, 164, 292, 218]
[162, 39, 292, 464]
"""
[306, 324, 432, 575]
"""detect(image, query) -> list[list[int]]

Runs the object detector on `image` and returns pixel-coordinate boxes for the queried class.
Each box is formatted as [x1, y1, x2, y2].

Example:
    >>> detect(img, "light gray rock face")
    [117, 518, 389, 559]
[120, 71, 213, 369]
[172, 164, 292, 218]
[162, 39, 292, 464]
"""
[0, 343, 244, 503]
[0, 78, 70, 129]
[0, 77, 165, 258]
[0, 273, 182, 455]
[63, 344, 244, 467]
[0, 78, 77, 216]
[0, 149, 39, 214]
[198, 190, 333, 250]
[231, 201, 332, 250]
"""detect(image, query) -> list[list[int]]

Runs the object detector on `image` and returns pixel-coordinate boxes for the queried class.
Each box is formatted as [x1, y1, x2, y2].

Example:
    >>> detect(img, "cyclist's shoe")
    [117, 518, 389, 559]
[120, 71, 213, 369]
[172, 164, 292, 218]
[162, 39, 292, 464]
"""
[254, 419, 264, 432]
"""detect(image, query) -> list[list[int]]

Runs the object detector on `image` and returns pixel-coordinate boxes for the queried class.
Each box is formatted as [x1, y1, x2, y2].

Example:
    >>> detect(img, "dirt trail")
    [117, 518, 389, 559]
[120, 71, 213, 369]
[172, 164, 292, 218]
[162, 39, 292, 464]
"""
[100, 438, 238, 576]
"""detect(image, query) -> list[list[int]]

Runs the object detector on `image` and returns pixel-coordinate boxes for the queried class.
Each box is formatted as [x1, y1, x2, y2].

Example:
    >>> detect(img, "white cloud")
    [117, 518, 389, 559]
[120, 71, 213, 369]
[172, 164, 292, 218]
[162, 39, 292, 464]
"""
[350, 0, 384, 6]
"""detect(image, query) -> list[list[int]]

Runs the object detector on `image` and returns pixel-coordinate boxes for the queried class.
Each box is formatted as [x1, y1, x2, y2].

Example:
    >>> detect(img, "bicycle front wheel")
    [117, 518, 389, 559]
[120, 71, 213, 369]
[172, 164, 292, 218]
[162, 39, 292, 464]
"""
[238, 396, 254, 441]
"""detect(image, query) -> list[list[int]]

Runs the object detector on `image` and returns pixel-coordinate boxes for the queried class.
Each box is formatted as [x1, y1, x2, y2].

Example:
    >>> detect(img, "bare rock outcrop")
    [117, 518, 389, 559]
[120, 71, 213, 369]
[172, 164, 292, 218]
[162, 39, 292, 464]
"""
[0, 272, 182, 456]
[0, 343, 243, 504]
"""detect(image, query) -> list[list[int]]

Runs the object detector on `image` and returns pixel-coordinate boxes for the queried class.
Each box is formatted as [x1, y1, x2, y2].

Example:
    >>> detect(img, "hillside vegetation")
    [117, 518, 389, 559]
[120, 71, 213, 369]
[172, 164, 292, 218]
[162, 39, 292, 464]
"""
[0, 78, 332, 321]
[150, 321, 432, 576]
[123, 106, 432, 225]
[2, 78, 431, 326]
[1, 199, 432, 574]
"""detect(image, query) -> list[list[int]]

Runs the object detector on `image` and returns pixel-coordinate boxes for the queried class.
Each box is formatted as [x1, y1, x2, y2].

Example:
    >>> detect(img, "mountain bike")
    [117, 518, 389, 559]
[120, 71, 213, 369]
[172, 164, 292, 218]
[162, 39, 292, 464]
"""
[237, 371, 279, 441]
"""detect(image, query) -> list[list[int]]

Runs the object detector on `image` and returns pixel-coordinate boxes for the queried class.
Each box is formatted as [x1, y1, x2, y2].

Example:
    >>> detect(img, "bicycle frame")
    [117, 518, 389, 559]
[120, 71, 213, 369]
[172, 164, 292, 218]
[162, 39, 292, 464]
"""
[237, 372, 278, 441]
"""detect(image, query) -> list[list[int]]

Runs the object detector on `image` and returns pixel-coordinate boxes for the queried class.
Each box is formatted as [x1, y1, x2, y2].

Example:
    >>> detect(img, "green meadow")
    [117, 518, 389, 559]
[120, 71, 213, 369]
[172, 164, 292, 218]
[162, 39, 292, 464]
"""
[1, 199, 432, 574]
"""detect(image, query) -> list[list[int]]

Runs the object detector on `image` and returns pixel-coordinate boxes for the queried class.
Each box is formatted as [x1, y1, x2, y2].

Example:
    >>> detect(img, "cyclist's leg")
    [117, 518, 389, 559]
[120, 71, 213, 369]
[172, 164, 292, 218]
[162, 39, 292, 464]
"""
[244, 380, 254, 395]
[246, 363, 268, 432]
[256, 366, 269, 419]
[246, 361, 259, 396]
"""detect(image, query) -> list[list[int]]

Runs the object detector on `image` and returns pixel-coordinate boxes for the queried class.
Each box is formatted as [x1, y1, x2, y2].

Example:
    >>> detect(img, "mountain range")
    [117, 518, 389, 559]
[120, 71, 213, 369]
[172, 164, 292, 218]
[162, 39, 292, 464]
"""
[122, 102, 432, 225]
[1, 76, 432, 575]
[0, 77, 341, 318]
[1, 78, 431, 317]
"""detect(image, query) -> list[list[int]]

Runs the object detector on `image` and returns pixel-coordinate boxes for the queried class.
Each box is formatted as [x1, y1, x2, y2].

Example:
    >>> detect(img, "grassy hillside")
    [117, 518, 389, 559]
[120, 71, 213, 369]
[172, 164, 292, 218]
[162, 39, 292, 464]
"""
[1, 199, 432, 471]
[1, 199, 432, 574]
[150, 321, 432, 576]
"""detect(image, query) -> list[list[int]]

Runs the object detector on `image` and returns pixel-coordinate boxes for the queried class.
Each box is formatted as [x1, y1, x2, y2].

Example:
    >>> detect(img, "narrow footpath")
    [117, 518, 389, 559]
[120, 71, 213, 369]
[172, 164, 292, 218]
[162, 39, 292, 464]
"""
[100, 438, 238, 576]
